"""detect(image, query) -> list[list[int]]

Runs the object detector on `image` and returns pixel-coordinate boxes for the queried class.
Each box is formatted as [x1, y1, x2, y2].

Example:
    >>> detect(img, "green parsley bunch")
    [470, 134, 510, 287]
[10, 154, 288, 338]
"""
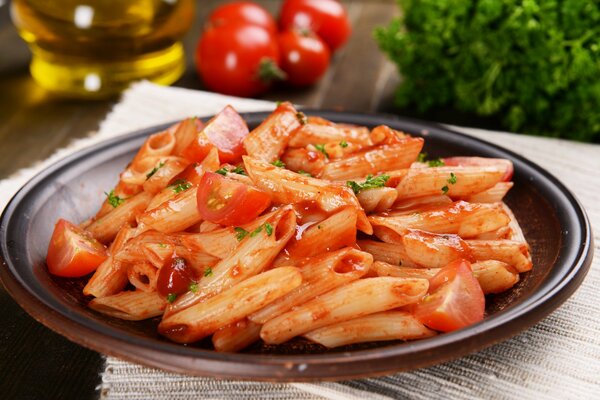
[375, 0, 600, 141]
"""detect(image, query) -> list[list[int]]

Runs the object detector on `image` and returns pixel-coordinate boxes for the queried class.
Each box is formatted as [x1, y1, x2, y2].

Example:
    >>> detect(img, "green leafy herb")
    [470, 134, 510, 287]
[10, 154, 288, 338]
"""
[448, 172, 457, 185]
[158, 243, 167, 248]
[166, 293, 177, 303]
[339, 140, 348, 148]
[250, 225, 263, 237]
[275, 101, 283, 107]
[297, 170, 312, 177]
[314, 144, 329, 158]
[215, 167, 228, 176]
[441, 185, 449, 195]
[296, 111, 308, 125]
[146, 162, 165, 179]
[203, 267, 213, 277]
[271, 159, 286, 168]
[170, 179, 192, 193]
[346, 174, 390, 195]
[105, 190, 125, 208]
[427, 158, 445, 167]
[230, 166, 246, 175]
[234, 227, 249, 241]
[189, 282, 199, 293]
[264, 222, 273, 236]
[417, 152, 427, 163]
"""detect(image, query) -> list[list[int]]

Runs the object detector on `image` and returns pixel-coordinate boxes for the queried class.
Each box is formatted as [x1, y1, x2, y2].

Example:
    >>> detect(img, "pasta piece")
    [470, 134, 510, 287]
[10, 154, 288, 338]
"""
[369, 125, 409, 145]
[165, 207, 297, 316]
[244, 156, 372, 234]
[249, 247, 372, 324]
[320, 139, 424, 180]
[370, 201, 510, 239]
[357, 239, 418, 268]
[304, 311, 436, 348]
[137, 187, 201, 233]
[243, 102, 301, 162]
[260, 277, 429, 344]
[89, 290, 166, 321]
[212, 319, 262, 352]
[466, 182, 513, 203]
[127, 262, 158, 292]
[199, 220, 222, 233]
[159, 267, 303, 343]
[323, 141, 364, 159]
[472, 226, 511, 240]
[391, 194, 452, 213]
[130, 129, 176, 172]
[371, 261, 439, 279]
[471, 260, 520, 294]
[395, 166, 505, 200]
[87, 191, 153, 243]
[288, 120, 371, 148]
[142, 157, 190, 194]
[281, 147, 326, 176]
[467, 240, 533, 272]
[502, 202, 528, 242]
[173, 117, 203, 156]
[357, 187, 398, 214]
[401, 229, 473, 268]
[142, 243, 176, 269]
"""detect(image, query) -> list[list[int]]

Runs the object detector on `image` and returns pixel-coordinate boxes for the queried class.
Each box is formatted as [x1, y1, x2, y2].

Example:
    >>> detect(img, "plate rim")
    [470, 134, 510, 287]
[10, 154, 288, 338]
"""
[0, 110, 594, 381]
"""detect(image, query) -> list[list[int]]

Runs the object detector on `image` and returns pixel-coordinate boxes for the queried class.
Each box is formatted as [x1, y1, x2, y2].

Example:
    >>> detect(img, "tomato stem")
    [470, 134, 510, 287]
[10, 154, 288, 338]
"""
[258, 58, 286, 83]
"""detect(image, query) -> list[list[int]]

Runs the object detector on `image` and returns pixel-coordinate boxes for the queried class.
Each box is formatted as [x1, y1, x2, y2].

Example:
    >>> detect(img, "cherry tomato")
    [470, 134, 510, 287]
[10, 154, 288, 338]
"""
[208, 1, 277, 34]
[46, 219, 108, 278]
[196, 172, 272, 225]
[156, 256, 197, 299]
[279, 0, 351, 52]
[182, 105, 249, 164]
[413, 259, 485, 332]
[196, 24, 284, 97]
[443, 157, 514, 182]
[278, 30, 330, 86]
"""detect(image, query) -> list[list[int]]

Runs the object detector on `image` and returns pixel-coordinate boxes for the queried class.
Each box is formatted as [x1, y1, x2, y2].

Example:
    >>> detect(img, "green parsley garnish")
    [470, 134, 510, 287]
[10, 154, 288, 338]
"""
[215, 167, 228, 176]
[339, 140, 348, 148]
[166, 293, 177, 303]
[250, 225, 263, 237]
[297, 170, 312, 177]
[346, 174, 390, 195]
[296, 111, 308, 125]
[427, 158, 445, 167]
[234, 227, 249, 241]
[170, 179, 191, 193]
[448, 172, 457, 185]
[189, 282, 199, 293]
[264, 222, 273, 236]
[230, 166, 246, 175]
[275, 101, 283, 107]
[314, 144, 329, 158]
[158, 243, 167, 248]
[146, 162, 165, 179]
[417, 152, 427, 163]
[271, 159, 286, 168]
[441, 185, 449, 195]
[105, 190, 125, 208]
[204, 267, 213, 277]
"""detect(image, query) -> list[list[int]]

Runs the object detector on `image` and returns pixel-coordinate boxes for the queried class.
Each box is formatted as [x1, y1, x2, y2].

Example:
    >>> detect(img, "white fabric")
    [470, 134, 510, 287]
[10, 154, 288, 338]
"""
[1, 81, 598, 400]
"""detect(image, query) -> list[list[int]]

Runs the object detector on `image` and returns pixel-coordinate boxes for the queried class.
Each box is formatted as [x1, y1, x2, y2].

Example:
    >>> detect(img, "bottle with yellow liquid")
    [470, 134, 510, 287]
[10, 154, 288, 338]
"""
[11, 0, 194, 98]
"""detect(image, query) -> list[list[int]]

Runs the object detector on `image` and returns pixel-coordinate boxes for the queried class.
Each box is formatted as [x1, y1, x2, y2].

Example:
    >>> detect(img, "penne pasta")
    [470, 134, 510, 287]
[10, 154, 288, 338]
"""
[357, 187, 398, 214]
[142, 157, 190, 194]
[137, 187, 201, 233]
[281, 147, 326, 176]
[159, 267, 303, 343]
[471, 260, 520, 294]
[369, 125, 409, 145]
[466, 182, 513, 203]
[357, 239, 418, 268]
[212, 318, 262, 352]
[89, 290, 166, 321]
[467, 240, 533, 272]
[173, 117, 203, 156]
[127, 262, 158, 293]
[288, 119, 371, 148]
[401, 229, 473, 268]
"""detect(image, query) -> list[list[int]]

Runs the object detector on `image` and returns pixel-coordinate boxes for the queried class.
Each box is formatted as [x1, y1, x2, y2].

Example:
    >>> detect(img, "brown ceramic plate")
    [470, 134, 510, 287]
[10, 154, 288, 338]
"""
[0, 111, 593, 381]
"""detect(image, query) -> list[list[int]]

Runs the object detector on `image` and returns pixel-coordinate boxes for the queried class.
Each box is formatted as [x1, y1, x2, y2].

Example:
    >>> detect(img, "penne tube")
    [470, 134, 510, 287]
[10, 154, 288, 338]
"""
[142, 157, 190, 194]
[159, 267, 303, 343]
[94, 180, 143, 220]
[320, 139, 424, 180]
[137, 187, 202, 233]
[249, 247, 372, 324]
[281, 147, 326, 176]
[142, 243, 176, 269]
[395, 166, 505, 200]
[127, 262, 158, 292]
[260, 277, 429, 344]
[472, 226, 511, 240]
[304, 311, 436, 348]
[391, 194, 453, 213]
[466, 182, 514, 203]
[357, 239, 419, 268]
[472, 260, 520, 294]
[87, 191, 153, 243]
[502, 202, 528, 243]
[400, 229, 473, 268]
[370, 201, 510, 239]
[212, 318, 262, 352]
[467, 240, 533, 272]
[369, 125, 409, 145]
[172, 117, 203, 156]
[357, 187, 398, 214]
[371, 261, 439, 279]
[323, 141, 364, 159]
[244, 156, 372, 234]
[288, 120, 371, 148]
[165, 207, 297, 316]
[243, 102, 302, 162]
[89, 290, 166, 321]
[199, 220, 221, 233]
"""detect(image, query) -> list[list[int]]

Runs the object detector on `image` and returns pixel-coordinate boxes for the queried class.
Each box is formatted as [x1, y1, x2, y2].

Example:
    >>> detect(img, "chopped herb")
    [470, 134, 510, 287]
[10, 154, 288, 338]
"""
[275, 101, 283, 107]
[230, 166, 246, 175]
[314, 143, 329, 158]
[296, 111, 308, 125]
[158, 243, 167, 248]
[339, 140, 348, 148]
[441, 185, 449, 195]
[146, 162, 165, 179]
[204, 267, 213, 277]
[170, 179, 191, 193]
[264, 222, 273, 236]
[346, 174, 390, 195]
[427, 158, 445, 167]
[448, 172, 457, 185]
[271, 159, 286, 168]
[297, 170, 312, 177]
[188, 282, 199, 293]
[166, 293, 177, 303]
[417, 152, 427, 163]
[234, 227, 249, 241]
[105, 190, 125, 208]
[250, 225, 263, 237]
[215, 167, 228, 176]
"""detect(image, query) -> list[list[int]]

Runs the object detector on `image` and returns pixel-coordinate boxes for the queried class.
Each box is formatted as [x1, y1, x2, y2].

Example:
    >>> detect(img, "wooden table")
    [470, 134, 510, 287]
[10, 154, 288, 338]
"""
[0, 1, 406, 398]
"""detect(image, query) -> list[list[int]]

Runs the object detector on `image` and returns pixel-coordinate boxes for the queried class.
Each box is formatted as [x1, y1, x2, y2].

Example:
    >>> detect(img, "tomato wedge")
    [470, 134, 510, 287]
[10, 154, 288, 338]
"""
[182, 106, 249, 164]
[196, 172, 272, 226]
[46, 219, 108, 278]
[413, 259, 485, 332]
[443, 157, 514, 182]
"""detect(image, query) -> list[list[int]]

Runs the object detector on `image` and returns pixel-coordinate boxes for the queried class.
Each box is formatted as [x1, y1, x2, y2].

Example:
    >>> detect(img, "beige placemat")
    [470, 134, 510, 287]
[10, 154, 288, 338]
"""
[2, 82, 599, 400]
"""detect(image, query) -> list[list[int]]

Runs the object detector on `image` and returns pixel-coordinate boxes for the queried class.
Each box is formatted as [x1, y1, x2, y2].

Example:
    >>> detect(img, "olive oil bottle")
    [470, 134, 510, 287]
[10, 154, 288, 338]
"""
[11, 0, 194, 98]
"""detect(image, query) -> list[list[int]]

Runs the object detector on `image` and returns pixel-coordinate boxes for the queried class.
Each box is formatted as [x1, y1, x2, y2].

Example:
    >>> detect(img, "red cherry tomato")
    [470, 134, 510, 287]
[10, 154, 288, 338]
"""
[182, 105, 249, 164]
[279, 0, 351, 52]
[156, 256, 197, 299]
[278, 30, 330, 86]
[46, 219, 108, 278]
[208, 1, 277, 35]
[413, 259, 485, 332]
[196, 24, 284, 97]
[443, 157, 514, 182]
[196, 172, 272, 225]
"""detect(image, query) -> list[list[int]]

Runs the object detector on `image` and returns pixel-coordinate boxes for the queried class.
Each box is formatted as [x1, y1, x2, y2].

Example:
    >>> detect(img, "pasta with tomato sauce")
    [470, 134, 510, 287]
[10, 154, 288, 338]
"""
[46, 102, 532, 351]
